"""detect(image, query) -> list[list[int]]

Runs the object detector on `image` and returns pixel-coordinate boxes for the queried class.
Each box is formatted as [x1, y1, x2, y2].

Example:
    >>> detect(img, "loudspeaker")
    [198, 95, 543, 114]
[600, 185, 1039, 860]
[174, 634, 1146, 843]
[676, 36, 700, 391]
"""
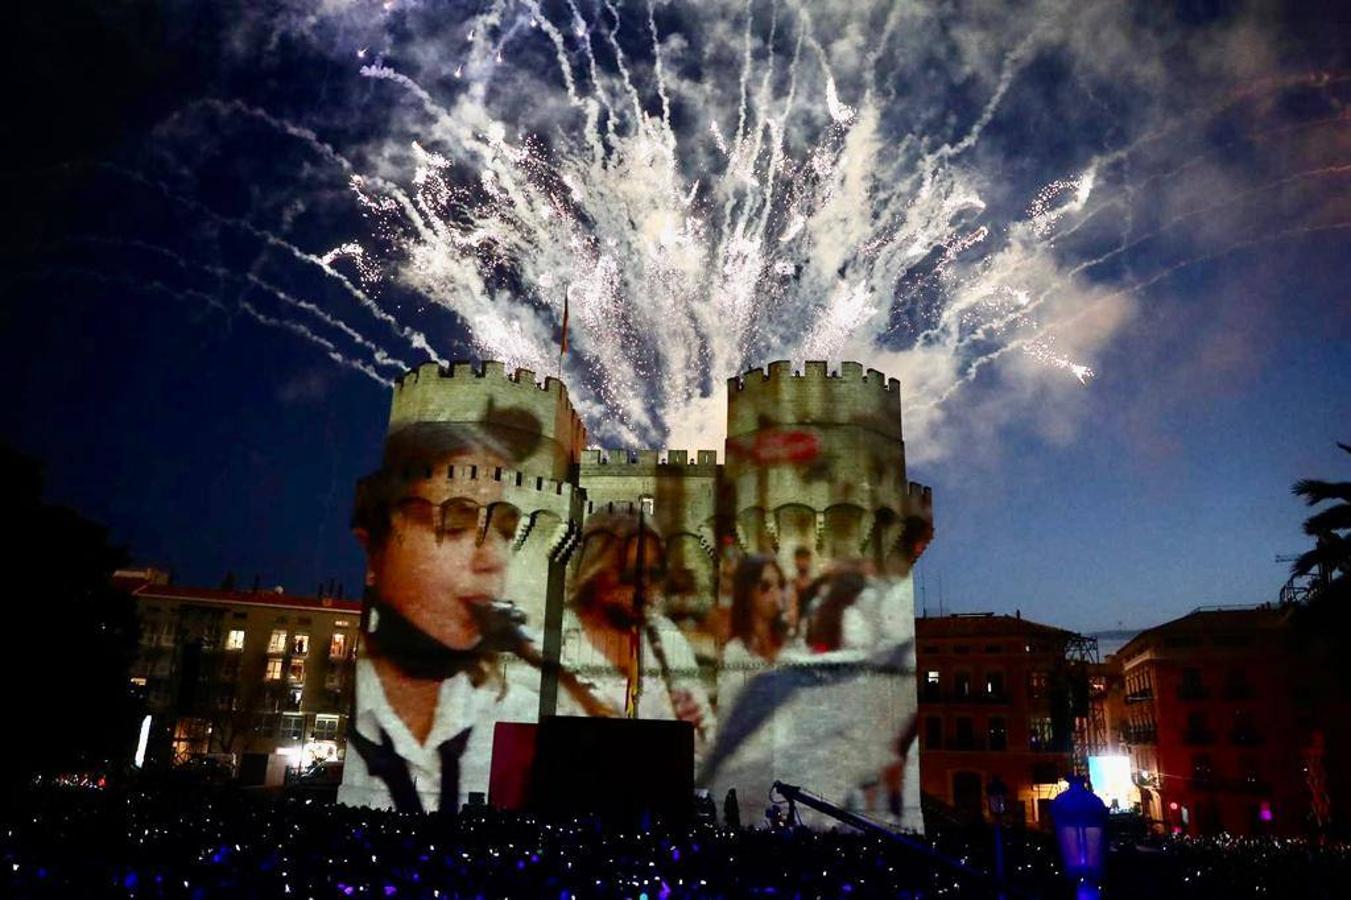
[533, 716, 694, 823]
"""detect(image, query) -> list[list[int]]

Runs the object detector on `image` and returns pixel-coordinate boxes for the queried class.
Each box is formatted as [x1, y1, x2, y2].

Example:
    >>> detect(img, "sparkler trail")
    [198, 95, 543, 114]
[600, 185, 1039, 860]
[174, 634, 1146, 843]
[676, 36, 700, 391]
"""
[65, 234, 410, 375]
[327, 1, 1078, 449]
[236, 300, 395, 387]
[921, 218, 1351, 411]
[91, 162, 444, 365]
[19, 265, 392, 386]
[32, 1, 1342, 458]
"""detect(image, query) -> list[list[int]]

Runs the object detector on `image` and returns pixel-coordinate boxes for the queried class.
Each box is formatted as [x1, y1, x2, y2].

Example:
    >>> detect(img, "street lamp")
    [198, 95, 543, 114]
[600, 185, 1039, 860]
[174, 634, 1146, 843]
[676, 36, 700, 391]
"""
[1051, 775, 1108, 900]
[987, 776, 1008, 900]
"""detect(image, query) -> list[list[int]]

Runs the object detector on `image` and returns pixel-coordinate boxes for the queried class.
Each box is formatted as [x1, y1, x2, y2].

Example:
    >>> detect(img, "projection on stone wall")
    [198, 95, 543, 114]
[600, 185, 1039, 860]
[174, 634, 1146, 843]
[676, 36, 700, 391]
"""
[339, 360, 931, 832]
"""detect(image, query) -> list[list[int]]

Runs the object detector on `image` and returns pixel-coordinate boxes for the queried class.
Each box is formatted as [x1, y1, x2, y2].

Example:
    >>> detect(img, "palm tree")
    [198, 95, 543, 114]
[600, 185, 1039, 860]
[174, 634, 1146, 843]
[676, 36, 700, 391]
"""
[1291, 442, 1351, 610]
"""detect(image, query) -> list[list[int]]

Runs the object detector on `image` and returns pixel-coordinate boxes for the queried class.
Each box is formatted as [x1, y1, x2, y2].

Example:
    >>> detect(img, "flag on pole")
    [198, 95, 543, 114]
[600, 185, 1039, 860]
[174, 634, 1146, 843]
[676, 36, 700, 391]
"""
[559, 292, 570, 356]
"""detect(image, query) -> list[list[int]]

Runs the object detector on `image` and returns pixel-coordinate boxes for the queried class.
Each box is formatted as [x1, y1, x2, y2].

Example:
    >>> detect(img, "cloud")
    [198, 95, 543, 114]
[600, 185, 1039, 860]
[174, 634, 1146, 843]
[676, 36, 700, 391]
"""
[276, 367, 332, 404]
[145, 0, 1339, 464]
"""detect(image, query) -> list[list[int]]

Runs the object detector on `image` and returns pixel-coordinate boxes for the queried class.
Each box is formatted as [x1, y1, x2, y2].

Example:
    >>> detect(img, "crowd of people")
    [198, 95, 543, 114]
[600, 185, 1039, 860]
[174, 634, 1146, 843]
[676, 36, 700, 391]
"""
[3, 785, 1349, 899]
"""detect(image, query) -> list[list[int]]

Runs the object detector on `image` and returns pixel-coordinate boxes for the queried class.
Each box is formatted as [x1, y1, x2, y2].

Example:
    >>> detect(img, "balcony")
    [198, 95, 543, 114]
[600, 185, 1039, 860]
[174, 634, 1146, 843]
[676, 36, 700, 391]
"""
[1123, 725, 1157, 745]
[947, 736, 986, 752]
[1124, 688, 1155, 705]
[926, 691, 1010, 705]
[1029, 740, 1070, 754]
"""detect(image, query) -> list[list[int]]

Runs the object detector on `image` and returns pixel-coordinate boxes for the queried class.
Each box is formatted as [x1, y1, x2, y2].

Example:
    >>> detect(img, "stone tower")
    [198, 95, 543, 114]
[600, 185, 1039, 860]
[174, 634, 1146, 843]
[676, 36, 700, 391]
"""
[364, 361, 588, 632]
[724, 359, 932, 573]
[347, 357, 931, 830]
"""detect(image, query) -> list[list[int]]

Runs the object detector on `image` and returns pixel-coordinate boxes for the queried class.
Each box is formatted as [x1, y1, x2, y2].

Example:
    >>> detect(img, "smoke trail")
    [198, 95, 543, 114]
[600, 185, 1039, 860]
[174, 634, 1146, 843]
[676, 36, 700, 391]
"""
[67, 234, 410, 374]
[237, 301, 395, 386]
[98, 0, 1345, 457]
[921, 219, 1351, 410]
[18, 264, 392, 387]
[93, 162, 444, 364]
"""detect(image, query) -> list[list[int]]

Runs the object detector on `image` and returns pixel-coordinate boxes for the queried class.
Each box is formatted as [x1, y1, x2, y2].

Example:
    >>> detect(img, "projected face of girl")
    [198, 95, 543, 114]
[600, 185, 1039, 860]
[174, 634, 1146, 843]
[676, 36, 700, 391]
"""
[364, 453, 520, 651]
[584, 536, 666, 631]
[753, 565, 785, 623]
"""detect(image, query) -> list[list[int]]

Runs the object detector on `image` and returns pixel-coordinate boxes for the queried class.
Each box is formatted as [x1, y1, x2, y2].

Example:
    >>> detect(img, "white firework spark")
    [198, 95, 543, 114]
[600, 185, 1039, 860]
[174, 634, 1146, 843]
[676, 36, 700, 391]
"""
[331, 1, 1100, 450]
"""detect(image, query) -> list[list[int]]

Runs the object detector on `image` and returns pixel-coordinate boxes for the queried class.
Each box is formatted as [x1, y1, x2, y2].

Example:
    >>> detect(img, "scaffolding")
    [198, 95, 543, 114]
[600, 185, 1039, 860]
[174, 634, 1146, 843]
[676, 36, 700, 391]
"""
[1064, 633, 1106, 776]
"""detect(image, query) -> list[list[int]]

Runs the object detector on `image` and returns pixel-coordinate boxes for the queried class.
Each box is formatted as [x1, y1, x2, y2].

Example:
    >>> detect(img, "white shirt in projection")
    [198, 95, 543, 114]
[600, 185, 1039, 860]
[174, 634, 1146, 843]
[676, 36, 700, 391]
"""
[337, 657, 538, 813]
[700, 578, 923, 832]
[556, 610, 715, 751]
[715, 637, 777, 716]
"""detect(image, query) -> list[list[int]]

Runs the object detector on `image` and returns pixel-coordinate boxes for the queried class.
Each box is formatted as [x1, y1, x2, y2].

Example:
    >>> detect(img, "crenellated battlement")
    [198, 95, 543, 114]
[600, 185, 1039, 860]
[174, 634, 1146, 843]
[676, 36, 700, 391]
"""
[578, 448, 720, 468]
[906, 481, 933, 508]
[383, 461, 578, 500]
[725, 359, 904, 442]
[386, 360, 588, 477]
[727, 359, 900, 394]
[393, 359, 569, 394]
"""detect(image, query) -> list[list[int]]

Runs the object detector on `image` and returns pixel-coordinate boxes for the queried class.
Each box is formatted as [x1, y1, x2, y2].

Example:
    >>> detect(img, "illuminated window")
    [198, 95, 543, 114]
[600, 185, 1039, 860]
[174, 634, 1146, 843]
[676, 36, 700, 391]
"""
[954, 671, 972, 698]
[924, 670, 941, 701]
[286, 686, 303, 711]
[1029, 717, 1054, 751]
[330, 632, 349, 660]
[314, 715, 339, 741]
[267, 630, 288, 654]
[291, 633, 310, 655]
[1029, 671, 1049, 700]
[985, 670, 1006, 697]
[225, 629, 245, 651]
[288, 659, 306, 682]
[280, 714, 305, 741]
[264, 658, 283, 681]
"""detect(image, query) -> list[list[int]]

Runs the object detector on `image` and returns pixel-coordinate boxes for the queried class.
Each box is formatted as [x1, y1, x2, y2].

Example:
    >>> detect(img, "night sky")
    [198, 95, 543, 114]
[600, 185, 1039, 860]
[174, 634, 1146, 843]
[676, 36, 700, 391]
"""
[5, 1, 1349, 636]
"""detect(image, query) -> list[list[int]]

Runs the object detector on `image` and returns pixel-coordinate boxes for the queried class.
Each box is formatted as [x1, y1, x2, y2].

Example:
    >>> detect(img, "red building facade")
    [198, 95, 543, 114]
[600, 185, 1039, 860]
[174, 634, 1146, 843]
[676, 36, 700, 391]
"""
[915, 613, 1077, 828]
[1115, 606, 1336, 836]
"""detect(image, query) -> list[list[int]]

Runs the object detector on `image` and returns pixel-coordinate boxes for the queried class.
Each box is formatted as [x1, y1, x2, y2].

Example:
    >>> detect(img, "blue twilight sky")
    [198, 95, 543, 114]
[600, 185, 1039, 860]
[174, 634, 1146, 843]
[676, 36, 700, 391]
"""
[4, 1, 1349, 636]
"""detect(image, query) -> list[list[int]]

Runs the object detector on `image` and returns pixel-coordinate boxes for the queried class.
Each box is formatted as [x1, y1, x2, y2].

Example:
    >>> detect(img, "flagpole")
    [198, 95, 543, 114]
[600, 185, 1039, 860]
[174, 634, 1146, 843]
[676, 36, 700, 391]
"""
[557, 285, 569, 380]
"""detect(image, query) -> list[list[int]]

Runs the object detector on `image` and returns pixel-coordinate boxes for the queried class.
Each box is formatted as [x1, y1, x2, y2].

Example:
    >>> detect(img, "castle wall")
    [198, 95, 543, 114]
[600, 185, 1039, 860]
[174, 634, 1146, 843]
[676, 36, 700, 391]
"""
[345, 357, 931, 830]
[723, 360, 929, 578]
[387, 361, 587, 482]
[576, 449, 721, 538]
[727, 360, 904, 442]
